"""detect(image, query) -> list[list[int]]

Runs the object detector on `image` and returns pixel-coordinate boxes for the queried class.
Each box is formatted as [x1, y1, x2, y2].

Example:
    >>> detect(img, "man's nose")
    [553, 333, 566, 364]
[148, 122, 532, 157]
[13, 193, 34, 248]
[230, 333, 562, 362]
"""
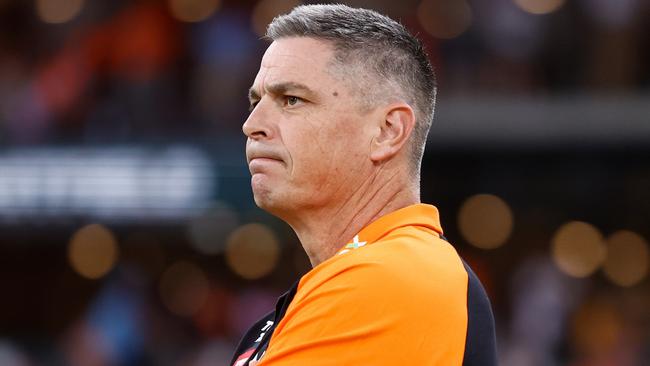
[242, 102, 272, 140]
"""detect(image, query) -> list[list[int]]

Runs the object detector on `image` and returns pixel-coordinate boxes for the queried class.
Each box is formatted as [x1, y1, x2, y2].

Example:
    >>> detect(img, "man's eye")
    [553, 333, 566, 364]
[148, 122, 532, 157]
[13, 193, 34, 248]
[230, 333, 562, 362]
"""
[285, 96, 301, 107]
[249, 101, 259, 112]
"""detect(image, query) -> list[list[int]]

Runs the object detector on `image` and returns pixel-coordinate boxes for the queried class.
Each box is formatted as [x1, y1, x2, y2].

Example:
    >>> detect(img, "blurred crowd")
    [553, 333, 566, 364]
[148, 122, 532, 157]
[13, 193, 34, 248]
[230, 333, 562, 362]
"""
[0, 0, 648, 145]
[0, 0, 649, 365]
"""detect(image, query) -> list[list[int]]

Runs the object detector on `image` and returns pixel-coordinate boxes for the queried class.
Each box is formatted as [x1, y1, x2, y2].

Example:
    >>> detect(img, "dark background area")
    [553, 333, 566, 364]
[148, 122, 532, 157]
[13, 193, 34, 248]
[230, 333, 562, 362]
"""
[0, 0, 649, 365]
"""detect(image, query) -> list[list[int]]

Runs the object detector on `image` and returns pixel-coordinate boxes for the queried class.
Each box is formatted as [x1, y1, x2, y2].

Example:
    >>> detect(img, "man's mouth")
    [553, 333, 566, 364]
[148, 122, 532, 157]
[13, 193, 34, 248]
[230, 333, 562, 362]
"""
[248, 156, 284, 174]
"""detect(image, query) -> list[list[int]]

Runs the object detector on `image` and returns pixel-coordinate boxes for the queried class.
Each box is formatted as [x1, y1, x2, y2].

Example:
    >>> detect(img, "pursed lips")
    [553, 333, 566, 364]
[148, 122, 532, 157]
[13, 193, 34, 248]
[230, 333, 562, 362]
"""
[247, 150, 284, 173]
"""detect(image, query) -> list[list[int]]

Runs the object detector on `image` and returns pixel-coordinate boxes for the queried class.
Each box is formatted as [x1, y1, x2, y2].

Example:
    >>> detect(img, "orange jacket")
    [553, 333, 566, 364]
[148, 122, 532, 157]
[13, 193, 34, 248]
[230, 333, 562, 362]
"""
[231, 204, 497, 366]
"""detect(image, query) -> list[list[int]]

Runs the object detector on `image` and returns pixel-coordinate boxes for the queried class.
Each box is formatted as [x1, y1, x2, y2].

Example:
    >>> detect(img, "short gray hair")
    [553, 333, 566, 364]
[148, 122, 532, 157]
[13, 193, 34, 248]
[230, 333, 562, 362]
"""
[266, 4, 437, 174]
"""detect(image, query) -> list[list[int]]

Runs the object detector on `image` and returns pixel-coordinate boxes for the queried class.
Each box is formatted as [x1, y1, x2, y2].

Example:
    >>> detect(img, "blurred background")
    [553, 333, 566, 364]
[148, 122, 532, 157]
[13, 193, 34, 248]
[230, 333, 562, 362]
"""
[0, 0, 649, 365]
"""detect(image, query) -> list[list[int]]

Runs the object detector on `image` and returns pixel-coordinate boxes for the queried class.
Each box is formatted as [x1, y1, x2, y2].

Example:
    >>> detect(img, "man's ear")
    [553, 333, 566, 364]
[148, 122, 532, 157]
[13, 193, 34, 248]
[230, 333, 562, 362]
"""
[370, 103, 416, 163]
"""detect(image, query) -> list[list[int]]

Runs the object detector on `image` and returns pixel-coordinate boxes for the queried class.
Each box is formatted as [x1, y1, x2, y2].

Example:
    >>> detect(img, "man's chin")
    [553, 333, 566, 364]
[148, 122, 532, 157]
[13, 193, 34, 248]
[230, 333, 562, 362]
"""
[252, 193, 271, 209]
[252, 188, 293, 218]
[250, 176, 298, 217]
[253, 194, 284, 218]
[251, 185, 276, 209]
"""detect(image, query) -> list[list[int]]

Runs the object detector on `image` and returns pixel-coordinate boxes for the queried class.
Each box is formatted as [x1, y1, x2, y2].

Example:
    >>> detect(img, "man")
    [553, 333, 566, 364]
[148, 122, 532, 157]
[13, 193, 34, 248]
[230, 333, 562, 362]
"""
[231, 4, 497, 366]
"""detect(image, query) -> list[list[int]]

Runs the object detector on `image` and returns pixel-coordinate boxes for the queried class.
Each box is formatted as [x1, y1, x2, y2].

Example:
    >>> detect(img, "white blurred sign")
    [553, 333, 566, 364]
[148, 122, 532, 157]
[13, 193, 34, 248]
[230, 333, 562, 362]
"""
[0, 146, 216, 222]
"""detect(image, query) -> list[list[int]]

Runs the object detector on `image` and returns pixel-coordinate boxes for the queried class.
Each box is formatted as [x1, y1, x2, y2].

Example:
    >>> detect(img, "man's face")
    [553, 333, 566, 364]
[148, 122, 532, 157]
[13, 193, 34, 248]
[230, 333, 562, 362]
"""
[244, 37, 375, 218]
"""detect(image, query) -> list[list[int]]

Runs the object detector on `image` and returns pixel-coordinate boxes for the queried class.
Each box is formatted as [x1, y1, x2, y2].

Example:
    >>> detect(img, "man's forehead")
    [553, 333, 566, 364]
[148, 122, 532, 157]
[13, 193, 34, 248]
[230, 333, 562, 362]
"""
[253, 38, 335, 88]
[262, 37, 333, 66]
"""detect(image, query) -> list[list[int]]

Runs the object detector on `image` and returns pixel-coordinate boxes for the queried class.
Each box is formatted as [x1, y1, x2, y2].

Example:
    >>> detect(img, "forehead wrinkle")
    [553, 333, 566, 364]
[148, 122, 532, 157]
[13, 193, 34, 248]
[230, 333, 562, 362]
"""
[250, 38, 344, 104]
[251, 63, 325, 101]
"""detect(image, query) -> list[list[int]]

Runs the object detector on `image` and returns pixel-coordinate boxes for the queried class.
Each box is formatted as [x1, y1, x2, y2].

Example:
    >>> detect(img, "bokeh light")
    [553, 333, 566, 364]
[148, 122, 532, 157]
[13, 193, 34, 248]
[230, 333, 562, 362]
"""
[225, 223, 280, 280]
[571, 299, 622, 356]
[251, 0, 300, 37]
[168, 0, 220, 23]
[36, 0, 84, 24]
[193, 286, 231, 336]
[551, 221, 606, 278]
[602, 230, 649, 287]
[159, 260, 210, 317]
[458, 193, 514, 249]
[513, 0, 565, 15]
[187, 203, 239, 255]
[67, 224, 119, 280]
[417, 0, 472, 39]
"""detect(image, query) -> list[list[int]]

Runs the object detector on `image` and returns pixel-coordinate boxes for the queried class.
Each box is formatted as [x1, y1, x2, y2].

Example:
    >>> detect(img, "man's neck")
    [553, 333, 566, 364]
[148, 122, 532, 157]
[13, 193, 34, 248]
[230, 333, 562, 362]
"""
[286, 168, 419, 267]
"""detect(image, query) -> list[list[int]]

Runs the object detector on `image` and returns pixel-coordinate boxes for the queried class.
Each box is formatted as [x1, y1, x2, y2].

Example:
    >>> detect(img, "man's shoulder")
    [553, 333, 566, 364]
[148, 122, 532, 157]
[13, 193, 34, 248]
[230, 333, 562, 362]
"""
[342, 226, 466, 279]
[298, 230, 468, 302]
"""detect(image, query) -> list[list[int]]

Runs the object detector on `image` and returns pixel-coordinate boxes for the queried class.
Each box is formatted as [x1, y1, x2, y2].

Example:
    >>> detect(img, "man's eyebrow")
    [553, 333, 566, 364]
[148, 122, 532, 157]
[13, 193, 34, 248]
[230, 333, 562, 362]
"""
[248, 81, 317, 103]
[248, 88, 260, 103]
[267, 81, 316, 97]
